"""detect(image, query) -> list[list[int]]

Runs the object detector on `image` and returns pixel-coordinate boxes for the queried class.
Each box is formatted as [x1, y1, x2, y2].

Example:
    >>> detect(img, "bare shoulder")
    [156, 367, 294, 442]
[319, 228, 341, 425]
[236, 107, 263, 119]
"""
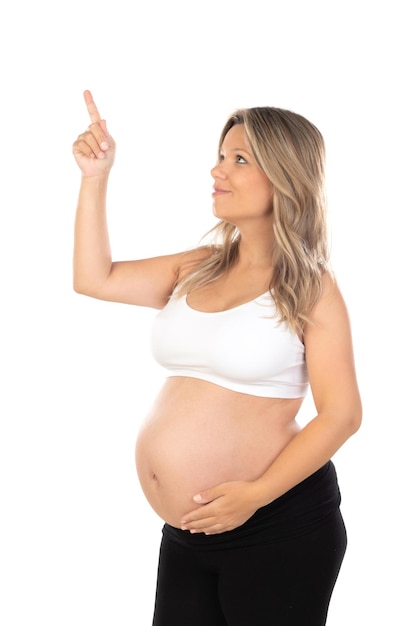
[176, 245, 215, 281]
[307, 271, 350, 329]
[303, 271, 354, 364]
[178, 245, 214, 265]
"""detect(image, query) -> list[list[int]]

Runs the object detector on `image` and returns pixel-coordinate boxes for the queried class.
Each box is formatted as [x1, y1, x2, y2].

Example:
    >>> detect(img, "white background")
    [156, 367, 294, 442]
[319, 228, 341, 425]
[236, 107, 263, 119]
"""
[0, 1, 415, 624]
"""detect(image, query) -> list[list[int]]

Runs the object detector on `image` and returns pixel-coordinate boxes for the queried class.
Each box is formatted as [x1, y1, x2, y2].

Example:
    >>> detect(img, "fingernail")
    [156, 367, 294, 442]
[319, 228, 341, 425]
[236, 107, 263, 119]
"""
[100, 141, 109, 150]
[97, 151, 105, 159]
[193, 494, 202, 503]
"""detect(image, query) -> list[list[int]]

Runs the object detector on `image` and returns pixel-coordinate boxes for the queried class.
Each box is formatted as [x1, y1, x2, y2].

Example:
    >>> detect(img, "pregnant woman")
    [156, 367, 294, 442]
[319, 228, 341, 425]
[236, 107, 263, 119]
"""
[72, 90, 362, 626]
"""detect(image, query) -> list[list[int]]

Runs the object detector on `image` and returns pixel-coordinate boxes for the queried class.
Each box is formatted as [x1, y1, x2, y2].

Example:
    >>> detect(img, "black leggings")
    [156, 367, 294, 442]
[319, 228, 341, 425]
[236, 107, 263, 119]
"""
[152, 461, 347, 626]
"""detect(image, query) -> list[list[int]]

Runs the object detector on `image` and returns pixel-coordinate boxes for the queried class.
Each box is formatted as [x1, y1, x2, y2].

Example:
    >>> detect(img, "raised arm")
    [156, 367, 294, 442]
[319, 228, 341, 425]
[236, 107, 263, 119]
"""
[72, 91, 203, 309]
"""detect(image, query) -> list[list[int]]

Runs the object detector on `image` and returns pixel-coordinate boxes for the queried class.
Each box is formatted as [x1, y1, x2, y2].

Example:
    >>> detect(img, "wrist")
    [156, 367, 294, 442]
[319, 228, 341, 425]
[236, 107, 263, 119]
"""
[81, 172, 110, 183]
[79, 174, 110, 195]
[248, 479, 273, 510]
[249, 477, 282, 509]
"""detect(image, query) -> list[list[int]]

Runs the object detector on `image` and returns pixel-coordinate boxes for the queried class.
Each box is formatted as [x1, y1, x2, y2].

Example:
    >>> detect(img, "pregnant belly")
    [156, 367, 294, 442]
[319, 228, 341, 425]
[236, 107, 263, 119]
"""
[136, 416, 237, 526]
[135, 379, 302, 528]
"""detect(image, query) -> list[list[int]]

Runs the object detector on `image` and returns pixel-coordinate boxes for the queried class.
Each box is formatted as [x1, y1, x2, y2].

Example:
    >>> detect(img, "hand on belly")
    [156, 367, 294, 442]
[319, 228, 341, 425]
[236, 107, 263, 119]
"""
[180, 479, 262, 535]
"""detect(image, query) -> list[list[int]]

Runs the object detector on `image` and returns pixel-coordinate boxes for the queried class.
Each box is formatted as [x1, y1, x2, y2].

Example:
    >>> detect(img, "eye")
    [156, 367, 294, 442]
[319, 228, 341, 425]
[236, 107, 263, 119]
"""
[236, 155, 247, 164]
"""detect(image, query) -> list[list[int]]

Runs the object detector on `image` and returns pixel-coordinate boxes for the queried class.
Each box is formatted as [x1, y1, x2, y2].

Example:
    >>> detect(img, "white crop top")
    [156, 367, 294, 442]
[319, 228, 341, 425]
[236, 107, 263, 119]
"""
[150, 291, 309, 399]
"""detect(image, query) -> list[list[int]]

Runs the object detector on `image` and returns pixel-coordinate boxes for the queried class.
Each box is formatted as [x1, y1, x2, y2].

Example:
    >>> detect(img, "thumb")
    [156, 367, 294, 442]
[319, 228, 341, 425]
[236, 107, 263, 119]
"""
[193, 487, 221, 504]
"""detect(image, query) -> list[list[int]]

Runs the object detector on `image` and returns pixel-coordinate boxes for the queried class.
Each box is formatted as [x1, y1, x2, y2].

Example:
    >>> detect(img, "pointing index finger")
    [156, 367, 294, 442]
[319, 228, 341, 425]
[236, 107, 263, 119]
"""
[83, 89, 102, 123]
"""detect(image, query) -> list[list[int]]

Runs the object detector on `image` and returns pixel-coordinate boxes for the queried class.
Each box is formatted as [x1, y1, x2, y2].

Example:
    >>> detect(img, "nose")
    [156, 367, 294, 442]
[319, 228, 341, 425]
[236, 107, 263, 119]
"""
[211, 161, 227, 180]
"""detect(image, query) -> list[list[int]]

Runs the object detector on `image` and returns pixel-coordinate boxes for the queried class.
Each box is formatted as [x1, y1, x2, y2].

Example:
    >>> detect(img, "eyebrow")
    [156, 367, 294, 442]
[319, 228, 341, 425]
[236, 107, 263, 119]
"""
[220, 147, 251, 155]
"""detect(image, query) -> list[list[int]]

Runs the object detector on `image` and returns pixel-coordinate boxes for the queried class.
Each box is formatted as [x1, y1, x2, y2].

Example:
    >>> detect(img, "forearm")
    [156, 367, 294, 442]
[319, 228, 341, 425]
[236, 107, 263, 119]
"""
[73, 174, 112, 295]
[251, 411, 359, 509]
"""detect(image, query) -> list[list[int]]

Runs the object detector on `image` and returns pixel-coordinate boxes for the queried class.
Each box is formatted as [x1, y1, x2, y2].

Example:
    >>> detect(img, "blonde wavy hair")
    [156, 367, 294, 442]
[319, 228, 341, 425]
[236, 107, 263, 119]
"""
[176, 107, 332, 336]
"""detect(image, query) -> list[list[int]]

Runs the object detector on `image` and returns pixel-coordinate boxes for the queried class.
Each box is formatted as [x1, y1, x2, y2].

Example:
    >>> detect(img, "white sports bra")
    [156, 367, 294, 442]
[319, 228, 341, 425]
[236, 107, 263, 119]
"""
[150, 291, 309, 399]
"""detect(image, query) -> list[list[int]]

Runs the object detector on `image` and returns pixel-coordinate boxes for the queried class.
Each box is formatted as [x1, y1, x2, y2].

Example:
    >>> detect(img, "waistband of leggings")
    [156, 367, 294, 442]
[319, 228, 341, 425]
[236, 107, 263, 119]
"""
[162, 461, 342, 549]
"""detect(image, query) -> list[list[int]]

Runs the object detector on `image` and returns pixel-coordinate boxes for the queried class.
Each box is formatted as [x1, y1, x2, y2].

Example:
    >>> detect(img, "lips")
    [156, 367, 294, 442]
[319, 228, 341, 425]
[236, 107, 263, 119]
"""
[212, 187, 230, 195]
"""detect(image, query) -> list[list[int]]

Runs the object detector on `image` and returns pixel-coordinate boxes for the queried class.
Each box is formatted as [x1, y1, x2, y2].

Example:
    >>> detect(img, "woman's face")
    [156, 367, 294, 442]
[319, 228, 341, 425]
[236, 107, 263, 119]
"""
[211, 124, 273, 225]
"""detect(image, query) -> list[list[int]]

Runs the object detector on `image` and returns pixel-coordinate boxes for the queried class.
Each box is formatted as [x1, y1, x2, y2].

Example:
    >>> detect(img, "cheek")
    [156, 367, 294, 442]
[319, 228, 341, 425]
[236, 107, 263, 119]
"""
[252, 183, 273, 213]
[262, 182, 274, 212]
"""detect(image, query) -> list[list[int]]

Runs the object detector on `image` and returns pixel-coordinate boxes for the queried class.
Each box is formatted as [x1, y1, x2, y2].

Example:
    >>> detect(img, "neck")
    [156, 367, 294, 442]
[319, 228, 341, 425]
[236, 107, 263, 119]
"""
[236, 227, 275, 269]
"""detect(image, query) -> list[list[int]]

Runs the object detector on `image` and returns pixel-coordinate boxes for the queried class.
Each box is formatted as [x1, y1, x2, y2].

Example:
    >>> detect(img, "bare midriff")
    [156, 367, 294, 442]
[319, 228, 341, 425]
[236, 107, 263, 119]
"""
[135, 377, 303, 528]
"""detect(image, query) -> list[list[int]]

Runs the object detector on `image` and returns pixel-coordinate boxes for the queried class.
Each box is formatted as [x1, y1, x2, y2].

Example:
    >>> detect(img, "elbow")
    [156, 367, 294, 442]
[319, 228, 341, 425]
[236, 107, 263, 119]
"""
[73, 266, 88, 295]
[345, 399, 363, 438]
[73, 281, 83, 295]
[73, 276, 108, 300]
[320, 398, 363, 442]
[349, 411, 362, 437]
[73, 277, 96, 297]
[73, 278, 87, 295]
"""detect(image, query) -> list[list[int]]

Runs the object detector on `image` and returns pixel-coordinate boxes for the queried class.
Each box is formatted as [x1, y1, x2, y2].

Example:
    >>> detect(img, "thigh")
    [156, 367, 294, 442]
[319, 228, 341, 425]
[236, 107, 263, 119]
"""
[218, 510, 347, 626]
[152, 533, 228, 626]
